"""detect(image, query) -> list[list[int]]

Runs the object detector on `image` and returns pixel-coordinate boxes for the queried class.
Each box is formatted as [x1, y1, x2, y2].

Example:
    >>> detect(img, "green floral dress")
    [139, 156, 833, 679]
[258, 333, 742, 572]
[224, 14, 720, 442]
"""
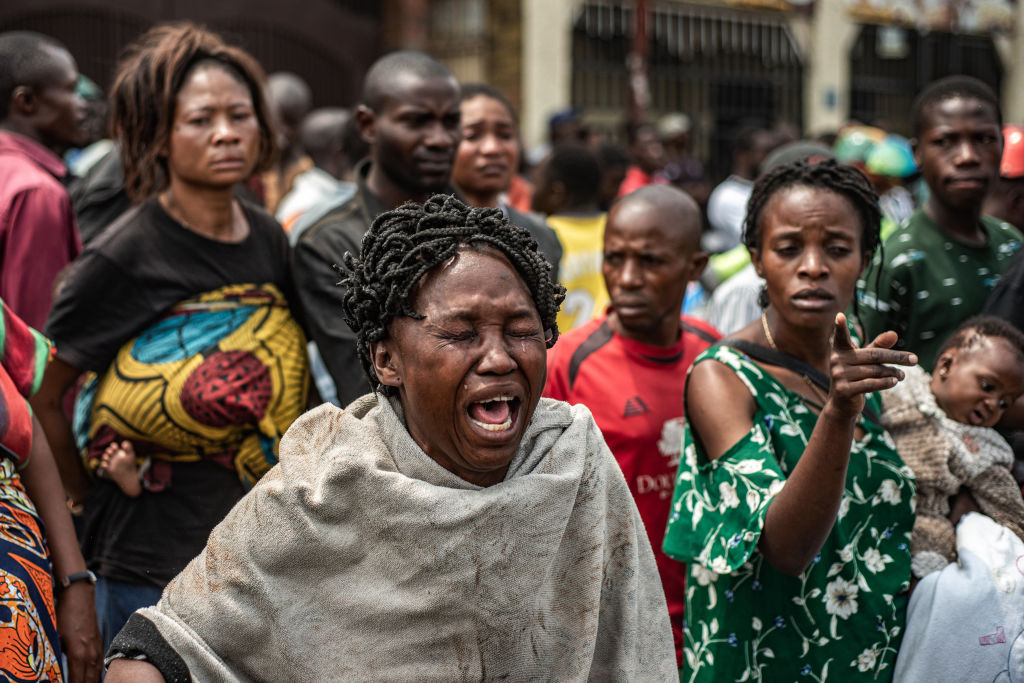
[663, 345, 916, 683]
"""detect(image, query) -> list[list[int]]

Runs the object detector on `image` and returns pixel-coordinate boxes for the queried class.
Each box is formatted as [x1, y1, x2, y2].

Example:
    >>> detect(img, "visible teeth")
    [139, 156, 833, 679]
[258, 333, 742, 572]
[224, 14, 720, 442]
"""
[471, 415, 513, 431]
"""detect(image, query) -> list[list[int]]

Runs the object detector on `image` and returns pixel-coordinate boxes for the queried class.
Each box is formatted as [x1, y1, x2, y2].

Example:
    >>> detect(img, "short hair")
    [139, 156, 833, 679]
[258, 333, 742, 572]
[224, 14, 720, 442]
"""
[742, 158, 882, 258]
[266, 72, 312, 129]
[542, 142, 602, 207]
[109, 22, 275, 201]
[361, 51, 456, 111]
[597, 143, 629, 170]
[460, 83, 518, 126]
[936, 314, 1024, 366]
[299, 107, 349, 162]
[911, 75, 1001, 139]
[0, 31, 68, 121]
[341, 194, 565, 395]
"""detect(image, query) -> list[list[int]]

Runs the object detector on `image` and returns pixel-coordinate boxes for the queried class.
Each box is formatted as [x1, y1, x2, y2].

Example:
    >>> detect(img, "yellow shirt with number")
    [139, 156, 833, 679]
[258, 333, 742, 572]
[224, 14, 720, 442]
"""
[546, 212, 608, 332]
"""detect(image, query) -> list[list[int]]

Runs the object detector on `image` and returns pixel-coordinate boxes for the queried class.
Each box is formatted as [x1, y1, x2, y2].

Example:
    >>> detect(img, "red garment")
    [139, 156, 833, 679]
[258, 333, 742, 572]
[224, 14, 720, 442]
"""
[0, 132, 81, 330]
[0, 299, 52, 466]
[504, 173, 534, 214]
[616, 165, 668, 199]
[544, 313, 720, 664]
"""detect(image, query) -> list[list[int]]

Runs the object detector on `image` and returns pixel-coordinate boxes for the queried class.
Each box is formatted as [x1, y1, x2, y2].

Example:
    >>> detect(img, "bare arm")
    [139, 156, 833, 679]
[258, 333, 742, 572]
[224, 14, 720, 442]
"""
[105, 659, 166, 682]
[22, 417, 102, 683]
[28, 356, 87, 503]
[690, 314, 916, 576]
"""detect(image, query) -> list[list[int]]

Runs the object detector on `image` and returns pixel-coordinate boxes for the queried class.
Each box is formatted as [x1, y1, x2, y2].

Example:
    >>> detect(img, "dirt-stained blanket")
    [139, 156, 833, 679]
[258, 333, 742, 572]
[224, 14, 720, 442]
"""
[108, 394, 676, 681]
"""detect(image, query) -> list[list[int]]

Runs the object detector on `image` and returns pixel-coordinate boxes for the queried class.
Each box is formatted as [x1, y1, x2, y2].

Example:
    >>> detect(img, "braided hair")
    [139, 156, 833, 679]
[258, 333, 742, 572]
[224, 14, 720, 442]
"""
[743, 158, 881, 309]
[743, 158, 881, 256]
[341, 194, 566, 395]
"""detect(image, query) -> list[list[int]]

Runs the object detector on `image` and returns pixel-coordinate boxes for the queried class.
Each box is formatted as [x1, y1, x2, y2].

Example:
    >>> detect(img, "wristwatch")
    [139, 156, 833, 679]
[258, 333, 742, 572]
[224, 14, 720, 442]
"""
[59, 570, 97, 590]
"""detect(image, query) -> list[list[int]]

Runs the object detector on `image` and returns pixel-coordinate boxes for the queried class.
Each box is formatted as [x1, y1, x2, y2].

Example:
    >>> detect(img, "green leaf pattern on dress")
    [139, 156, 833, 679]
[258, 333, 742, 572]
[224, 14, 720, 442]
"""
[664, 346, 916, 682]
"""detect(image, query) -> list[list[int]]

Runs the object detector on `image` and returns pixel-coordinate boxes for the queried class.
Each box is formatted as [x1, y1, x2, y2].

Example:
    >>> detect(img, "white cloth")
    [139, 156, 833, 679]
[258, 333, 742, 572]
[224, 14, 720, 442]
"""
[704, 262, 763, 335]
[704, 175, 752, 253]
[275, 166, 352, 227]
[122, 395, 676, 681]
[893, 513, 1024, 682]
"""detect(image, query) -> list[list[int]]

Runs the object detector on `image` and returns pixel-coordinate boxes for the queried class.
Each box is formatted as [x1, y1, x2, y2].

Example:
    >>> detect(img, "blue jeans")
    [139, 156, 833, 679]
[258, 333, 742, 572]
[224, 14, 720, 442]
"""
[95, 576, 164, 652]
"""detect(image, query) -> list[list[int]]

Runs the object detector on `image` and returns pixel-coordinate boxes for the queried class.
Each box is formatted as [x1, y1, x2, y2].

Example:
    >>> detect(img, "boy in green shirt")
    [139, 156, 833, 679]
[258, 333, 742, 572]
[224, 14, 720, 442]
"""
[859, 76, 1022, 371]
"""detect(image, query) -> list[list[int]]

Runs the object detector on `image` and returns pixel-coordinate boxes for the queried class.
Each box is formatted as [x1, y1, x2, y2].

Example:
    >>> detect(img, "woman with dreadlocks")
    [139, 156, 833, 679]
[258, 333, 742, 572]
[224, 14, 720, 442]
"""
[106, 194, 676, 682]
[662, 159, 918, 682]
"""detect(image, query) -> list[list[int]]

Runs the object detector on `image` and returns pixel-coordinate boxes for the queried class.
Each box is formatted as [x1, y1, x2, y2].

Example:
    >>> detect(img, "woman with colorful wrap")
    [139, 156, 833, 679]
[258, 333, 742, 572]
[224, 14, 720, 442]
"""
[32, 23, 308, 650]
[0, 301, 102, 681]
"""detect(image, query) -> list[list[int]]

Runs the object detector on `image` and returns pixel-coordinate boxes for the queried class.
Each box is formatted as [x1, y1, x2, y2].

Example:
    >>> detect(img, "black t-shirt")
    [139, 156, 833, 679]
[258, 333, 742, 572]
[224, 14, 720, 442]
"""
[46, 197, 295, 586]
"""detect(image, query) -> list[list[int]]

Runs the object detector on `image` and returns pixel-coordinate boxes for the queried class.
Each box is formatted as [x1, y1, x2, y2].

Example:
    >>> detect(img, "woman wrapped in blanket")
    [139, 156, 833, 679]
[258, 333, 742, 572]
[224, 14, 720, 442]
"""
[31, 23, 308, 650]
[104, 194, 677, 681]
[663, 159, 918, 682]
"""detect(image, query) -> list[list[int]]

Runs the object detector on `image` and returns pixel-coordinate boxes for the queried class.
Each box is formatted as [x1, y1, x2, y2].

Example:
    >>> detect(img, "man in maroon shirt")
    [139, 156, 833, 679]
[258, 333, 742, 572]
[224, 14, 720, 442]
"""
[544, 184, 716, 664]
[0, 31, 85, 329]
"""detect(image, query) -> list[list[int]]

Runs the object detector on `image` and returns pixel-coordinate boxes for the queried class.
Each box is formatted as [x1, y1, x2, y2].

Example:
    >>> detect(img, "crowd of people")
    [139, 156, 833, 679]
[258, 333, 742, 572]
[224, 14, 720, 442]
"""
[1, 18, 1024, 682]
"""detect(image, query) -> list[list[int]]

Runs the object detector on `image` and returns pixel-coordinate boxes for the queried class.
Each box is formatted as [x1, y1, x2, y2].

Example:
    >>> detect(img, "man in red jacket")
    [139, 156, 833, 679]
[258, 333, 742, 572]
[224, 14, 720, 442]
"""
[544, 184, 716, 664]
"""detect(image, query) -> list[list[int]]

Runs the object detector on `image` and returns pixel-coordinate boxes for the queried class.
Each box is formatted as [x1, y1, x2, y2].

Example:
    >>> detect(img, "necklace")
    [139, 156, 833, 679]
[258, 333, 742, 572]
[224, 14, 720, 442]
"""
[761, 310, 829, 405]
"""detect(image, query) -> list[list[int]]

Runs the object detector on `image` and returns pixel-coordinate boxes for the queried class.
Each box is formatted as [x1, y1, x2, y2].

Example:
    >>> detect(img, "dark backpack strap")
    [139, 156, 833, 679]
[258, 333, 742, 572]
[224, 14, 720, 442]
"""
[716, 338, 880, 425]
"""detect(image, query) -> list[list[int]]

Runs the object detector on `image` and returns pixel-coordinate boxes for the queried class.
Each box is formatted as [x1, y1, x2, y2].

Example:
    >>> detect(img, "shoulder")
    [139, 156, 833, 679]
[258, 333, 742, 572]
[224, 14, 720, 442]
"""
[982, 215, 1024, 244]
[296, 191, 365, 246]
[686, 347, 759, 460]
[680, 315, 721, 346]
[548, 317, 615, 373]
[240, 199, 284, 235]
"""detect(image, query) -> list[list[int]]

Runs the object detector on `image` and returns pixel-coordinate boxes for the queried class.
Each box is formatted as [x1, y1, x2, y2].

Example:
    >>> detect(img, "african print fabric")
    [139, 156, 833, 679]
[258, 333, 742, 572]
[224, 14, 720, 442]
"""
[858, 209, 1021, 372]
[73, 283, 308, 490]
[663, 345, 916, 682]
[0, 300, 62, 681]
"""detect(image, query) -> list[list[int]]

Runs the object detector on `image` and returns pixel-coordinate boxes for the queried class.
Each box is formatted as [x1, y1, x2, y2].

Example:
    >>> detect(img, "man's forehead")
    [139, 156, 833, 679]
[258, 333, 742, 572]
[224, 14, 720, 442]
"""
[924, 96, 1000, 127]
[376, 72, 459, 110]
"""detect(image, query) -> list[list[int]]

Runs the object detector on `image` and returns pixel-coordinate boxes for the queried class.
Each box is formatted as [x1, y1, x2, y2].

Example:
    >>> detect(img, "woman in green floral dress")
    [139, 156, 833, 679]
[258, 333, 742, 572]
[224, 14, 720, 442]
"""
[664, 159, 918, 682]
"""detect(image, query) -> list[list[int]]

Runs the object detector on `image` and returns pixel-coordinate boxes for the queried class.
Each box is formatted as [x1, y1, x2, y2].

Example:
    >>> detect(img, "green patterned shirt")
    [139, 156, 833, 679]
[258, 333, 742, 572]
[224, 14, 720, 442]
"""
[664, 345, 916, 682]
[857, 209, 1021, 372]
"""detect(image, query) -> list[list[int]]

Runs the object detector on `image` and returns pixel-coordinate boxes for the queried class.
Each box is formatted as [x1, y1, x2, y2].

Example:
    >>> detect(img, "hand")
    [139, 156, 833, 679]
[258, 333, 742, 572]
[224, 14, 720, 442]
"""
[827, 312, 917, 419]
[57, 581, 103, 683]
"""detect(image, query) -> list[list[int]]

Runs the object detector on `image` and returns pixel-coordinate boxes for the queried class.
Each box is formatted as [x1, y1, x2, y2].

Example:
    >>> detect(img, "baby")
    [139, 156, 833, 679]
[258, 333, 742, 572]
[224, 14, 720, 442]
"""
[881, 315, 1024, 578]
[98, 440, 142, 498]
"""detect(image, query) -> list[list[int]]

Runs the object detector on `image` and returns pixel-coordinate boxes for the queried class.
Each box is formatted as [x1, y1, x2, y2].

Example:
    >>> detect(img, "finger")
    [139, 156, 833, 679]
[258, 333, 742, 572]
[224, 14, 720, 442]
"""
[842, 346, 918, 367]
[842, 375, 903, 393]
[841, 364, 906, 383]
[832, 313, 855, 351]
[865, 329, 899, 350]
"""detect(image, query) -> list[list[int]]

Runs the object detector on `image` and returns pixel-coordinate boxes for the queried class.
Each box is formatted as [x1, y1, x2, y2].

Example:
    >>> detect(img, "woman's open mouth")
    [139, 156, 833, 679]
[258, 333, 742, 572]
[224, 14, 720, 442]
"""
[468, 396, 521, 432]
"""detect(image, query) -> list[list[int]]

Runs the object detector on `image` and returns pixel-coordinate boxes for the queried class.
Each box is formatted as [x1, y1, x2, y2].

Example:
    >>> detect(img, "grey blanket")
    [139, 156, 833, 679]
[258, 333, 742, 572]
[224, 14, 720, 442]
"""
[117, 395, 676, 681]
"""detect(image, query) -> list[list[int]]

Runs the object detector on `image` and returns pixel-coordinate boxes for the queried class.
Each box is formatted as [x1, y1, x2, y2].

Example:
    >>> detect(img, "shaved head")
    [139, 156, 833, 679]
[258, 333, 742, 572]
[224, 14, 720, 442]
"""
[300, 107, 349, 157]
[610, 184, 703, 251]
[266, 71, 312, 128]
[604, 184, 708, 346]
[361, 51, 457, 110]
